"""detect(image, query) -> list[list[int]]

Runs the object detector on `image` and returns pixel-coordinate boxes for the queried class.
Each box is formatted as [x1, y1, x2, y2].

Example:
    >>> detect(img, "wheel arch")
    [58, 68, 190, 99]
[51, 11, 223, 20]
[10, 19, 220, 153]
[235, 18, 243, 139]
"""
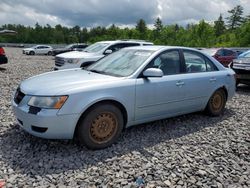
[73, 99, 128, 138]
[216, 85, 228, 100]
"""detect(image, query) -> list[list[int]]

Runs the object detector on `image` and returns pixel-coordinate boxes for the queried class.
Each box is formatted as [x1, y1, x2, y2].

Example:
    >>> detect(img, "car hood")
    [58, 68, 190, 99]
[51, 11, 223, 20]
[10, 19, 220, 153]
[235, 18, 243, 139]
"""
[20, 69, 124, 95]
[23, 48, 33, 51]
[234, 58, 250, 64]
[56, 51, 97, 59]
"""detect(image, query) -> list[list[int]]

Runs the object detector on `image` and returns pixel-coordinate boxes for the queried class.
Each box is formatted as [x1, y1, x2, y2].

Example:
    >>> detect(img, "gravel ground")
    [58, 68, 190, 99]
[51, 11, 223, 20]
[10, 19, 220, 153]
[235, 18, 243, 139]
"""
[0, 47, 249, 188]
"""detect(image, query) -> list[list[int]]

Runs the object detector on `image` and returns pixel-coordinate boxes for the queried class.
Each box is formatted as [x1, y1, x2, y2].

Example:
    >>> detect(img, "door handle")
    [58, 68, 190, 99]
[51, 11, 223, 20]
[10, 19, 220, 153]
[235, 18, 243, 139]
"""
[176, 81, 185, 86]
[209, 78, 217, 82]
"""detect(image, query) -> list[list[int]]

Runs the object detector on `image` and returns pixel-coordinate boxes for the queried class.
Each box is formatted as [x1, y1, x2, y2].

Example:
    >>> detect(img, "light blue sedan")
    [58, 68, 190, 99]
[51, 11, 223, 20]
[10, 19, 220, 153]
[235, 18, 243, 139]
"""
[12, 46, 236, 149]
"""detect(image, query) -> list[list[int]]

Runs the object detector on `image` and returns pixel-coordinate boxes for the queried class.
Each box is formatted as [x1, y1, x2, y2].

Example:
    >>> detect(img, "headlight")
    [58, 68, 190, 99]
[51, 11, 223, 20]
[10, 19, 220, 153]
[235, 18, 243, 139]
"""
[28, 96, 68, 109]
[67, 58, 81, 64]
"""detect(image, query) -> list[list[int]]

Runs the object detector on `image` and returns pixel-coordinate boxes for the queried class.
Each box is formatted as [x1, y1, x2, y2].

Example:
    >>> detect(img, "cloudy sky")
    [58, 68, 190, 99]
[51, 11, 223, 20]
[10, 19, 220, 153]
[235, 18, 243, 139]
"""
[0, 0, 249, 28]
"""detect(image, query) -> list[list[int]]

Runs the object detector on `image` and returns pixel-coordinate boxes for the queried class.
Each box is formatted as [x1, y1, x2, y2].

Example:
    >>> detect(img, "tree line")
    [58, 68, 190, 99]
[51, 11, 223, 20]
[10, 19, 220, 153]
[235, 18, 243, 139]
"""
[0, 5, 249, 47]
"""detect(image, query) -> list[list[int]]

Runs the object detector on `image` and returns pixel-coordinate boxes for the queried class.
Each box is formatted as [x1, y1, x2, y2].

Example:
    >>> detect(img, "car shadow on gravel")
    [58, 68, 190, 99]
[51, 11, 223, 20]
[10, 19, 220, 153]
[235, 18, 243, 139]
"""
[0, 108, 235, 176]
[0, 67, 6, 71]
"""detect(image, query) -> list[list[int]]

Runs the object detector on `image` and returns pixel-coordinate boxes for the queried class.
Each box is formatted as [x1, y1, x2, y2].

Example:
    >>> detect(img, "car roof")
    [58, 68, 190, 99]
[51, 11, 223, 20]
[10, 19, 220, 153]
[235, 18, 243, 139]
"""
[123, 45, 201, 52]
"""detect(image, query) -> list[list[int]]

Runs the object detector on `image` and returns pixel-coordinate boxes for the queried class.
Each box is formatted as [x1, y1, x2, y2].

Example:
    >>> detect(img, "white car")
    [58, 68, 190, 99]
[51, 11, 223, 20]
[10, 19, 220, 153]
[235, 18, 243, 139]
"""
[54, 40, 153, 70]
[23, 45, 53, 55]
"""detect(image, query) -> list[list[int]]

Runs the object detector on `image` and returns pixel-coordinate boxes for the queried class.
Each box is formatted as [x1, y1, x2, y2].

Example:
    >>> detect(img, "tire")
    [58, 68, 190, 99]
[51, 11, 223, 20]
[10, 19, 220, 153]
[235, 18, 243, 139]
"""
[77, 104, 124, 150]
[205, 89, 226, 116]
[47, 51, 52, 55]
[29, 51, 35, 55]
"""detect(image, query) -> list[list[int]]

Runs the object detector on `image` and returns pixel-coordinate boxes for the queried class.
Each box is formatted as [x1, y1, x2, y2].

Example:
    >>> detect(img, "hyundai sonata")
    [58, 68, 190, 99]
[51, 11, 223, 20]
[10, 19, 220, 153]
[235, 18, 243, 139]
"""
[12, 46, 236, 149]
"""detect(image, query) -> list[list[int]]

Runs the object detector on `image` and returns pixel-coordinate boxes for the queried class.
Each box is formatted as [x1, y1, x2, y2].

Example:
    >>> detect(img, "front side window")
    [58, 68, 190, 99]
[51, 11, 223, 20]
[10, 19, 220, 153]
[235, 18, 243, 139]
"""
[224, 49, 233, 56]
[87, 49, 154, 77]
[184, 50, 217, 73]
[147, 50, 180, 75]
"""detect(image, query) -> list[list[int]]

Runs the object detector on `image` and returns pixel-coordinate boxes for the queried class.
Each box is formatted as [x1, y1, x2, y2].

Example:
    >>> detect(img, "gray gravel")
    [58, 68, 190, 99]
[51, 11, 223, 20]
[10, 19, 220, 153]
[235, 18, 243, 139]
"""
[0, 47, 249, 188]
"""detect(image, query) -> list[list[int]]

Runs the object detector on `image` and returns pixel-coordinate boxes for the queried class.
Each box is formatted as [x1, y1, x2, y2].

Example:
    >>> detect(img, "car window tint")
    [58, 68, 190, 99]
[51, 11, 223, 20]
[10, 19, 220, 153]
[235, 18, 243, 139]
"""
[224, 49, 233, 56]
[147, 50, 180, 75]
[184, 51, 207, 73]
[205, 58, 218, 71]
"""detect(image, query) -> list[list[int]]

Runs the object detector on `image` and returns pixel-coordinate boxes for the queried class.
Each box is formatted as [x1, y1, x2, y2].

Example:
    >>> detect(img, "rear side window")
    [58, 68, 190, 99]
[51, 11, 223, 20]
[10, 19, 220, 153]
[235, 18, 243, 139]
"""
[184, 50, 217, 73]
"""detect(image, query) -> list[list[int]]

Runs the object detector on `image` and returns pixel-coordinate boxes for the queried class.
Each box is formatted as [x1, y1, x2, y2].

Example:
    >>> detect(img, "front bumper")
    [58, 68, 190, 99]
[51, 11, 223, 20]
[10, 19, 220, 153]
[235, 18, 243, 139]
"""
[12, 96, 79, 139]
[232, 64, 250, 85]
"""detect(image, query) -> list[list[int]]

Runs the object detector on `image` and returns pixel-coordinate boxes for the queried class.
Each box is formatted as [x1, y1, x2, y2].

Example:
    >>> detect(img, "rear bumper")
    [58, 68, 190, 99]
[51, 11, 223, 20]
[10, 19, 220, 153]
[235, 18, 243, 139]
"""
[0, 55, 8, 64]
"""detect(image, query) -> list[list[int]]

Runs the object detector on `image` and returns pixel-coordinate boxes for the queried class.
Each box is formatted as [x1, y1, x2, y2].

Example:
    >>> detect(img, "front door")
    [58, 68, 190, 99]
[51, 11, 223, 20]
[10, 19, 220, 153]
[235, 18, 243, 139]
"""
[135, 50, 186, 121]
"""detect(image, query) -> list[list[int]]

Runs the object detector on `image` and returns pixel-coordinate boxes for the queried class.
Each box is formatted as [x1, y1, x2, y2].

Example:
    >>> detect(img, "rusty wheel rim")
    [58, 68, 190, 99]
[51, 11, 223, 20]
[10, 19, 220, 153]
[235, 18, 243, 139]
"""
[210, 92, 223, 112]
[90, 112, 118, 144]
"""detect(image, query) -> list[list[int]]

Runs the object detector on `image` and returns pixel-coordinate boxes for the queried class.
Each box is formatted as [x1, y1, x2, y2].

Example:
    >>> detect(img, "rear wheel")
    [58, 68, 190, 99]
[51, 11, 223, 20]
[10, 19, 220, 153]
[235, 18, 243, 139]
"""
[77, 104, 123, 150]
[206, 89, 226, 116]
[29, 51, 35, 55]
[47, 51, 52, 55]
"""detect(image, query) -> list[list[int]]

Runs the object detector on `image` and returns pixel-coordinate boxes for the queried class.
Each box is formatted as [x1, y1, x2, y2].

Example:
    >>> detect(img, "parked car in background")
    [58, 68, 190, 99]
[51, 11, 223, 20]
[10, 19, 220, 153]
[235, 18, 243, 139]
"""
[0, 46, 8, 65]
[54, 40, 153, 70]
[23, 45, 53, 55]
[201, 48, 238, 67]
[13, 46, 235, 149]
[52, 43, 88, 56]
[229, 50, 250, 86]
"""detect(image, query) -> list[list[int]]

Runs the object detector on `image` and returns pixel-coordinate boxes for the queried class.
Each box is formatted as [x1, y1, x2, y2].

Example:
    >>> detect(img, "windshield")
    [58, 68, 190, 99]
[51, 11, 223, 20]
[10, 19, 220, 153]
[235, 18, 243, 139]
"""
[65, 44, 74, 49]
[201, 49, 217, 56]
[31, 45, 39, 49]
[87, 49, 154, 77]
[239, 50, 250, 58]
[84, 42, 109, 53]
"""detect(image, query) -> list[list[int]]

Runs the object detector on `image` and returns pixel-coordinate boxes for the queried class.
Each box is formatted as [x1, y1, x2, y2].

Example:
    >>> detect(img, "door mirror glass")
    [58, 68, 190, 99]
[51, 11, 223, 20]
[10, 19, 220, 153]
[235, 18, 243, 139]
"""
[143, 68, 163, 77]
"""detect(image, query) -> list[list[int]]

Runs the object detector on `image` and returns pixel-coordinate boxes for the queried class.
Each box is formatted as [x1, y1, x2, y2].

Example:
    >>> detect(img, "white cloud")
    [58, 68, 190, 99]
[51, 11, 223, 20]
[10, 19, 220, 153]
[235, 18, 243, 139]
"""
[0, 0, 249, 27]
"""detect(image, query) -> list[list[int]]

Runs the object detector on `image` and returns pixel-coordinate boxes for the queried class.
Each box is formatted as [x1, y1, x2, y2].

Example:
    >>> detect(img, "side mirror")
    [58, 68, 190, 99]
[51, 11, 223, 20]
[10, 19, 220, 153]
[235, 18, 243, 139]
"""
[104, 49, 113, 54]
[143, 68, 163, 78]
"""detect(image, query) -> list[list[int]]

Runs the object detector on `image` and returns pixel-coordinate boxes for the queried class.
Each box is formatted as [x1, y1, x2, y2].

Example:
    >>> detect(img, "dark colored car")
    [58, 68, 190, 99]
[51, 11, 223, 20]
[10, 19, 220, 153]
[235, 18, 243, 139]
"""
[52, 43, 88, 56]
[0, 46, 8, 65]
[201, 48, 238, 67]
[230, 50, 250, 86]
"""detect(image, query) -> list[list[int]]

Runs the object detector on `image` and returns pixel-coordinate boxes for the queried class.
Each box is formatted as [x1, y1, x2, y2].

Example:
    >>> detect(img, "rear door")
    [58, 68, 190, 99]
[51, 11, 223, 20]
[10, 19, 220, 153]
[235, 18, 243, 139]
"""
[180, 49, 220, 111]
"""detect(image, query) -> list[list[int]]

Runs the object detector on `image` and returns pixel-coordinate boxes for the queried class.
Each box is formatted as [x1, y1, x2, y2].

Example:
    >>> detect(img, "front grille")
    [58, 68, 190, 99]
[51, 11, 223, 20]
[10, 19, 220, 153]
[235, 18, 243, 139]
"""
[14, 88, 25, 104]
[55, 57, 65, 67]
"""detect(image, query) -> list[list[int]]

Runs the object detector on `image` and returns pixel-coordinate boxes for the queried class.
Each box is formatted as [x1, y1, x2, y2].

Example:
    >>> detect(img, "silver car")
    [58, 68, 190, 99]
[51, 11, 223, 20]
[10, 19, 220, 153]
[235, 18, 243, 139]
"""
[12, 46, 236, 149]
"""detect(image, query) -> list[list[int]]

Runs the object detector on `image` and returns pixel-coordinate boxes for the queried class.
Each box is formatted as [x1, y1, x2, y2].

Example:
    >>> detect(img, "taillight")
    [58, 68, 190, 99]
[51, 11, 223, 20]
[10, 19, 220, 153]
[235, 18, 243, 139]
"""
[0, 47, 5, 55]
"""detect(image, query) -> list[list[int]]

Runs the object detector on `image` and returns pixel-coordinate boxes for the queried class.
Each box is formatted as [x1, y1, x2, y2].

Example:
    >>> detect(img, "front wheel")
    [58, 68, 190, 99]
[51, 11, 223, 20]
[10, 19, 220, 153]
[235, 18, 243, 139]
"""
[47, 51, 52, 55]
[205, 89, 226, 116]
[77, 104, 124, 150]
[29, 51, 35, 55]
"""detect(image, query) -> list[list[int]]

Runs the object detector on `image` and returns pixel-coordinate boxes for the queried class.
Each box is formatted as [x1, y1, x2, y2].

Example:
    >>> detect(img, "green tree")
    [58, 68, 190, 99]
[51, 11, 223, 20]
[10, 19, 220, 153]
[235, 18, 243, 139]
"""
[226, 5, 244, 29]
[214, 14, 226, 36]
[154, 17, 163, 33]
[136, 19, 147, 39]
